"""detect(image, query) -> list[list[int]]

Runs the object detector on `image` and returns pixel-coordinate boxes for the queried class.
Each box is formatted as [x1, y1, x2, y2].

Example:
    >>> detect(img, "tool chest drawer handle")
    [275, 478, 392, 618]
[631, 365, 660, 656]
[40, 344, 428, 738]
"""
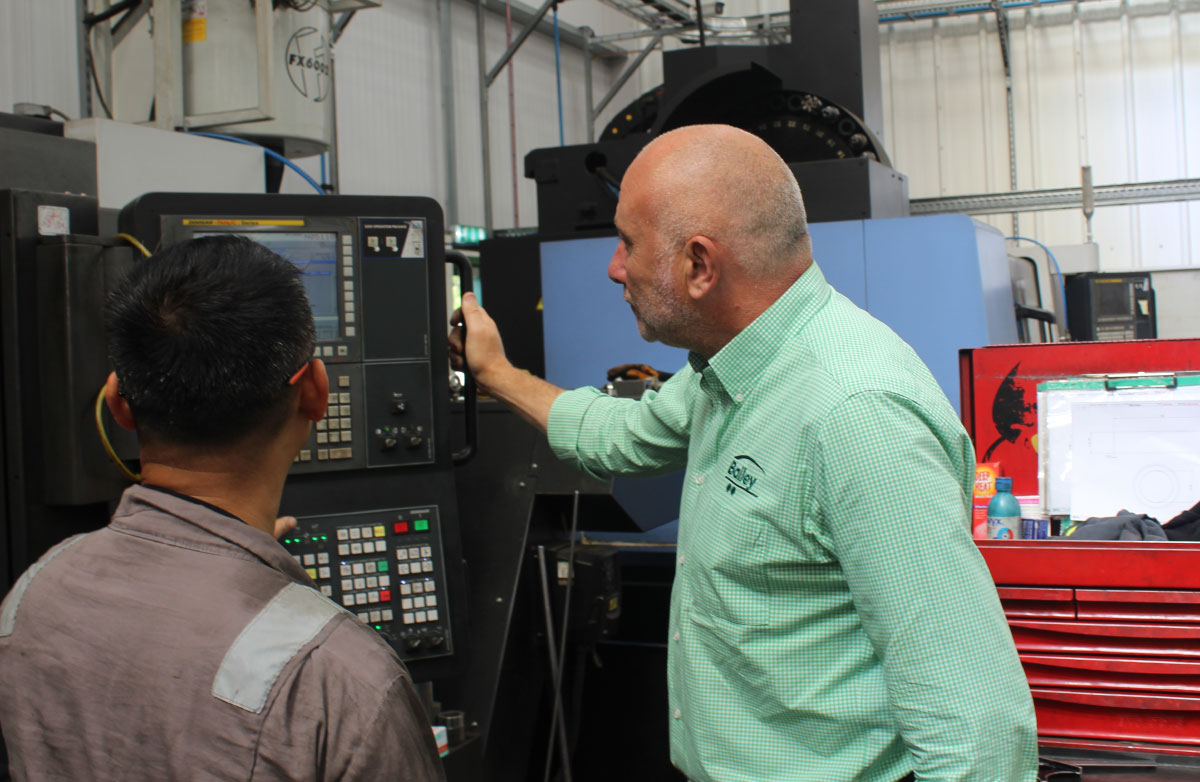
[1076, 589, 1200, 605]
[1010, 620, 1200, 639]
[1020, 653, 1200, 675]
[997, 587, 1075, 601]
[1033, 687, 1200, 711]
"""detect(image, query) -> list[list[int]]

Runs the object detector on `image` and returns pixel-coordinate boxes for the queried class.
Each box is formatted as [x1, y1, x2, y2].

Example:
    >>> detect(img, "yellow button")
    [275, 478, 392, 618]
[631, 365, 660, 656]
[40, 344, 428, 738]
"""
[306, 568, 317, 579]
[374, 525, 386, 538]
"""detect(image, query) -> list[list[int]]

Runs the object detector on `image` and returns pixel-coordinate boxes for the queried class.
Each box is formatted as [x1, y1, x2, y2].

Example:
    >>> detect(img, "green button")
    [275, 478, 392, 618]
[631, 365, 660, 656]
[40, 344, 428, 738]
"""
[414, 519, 429, 531]
[378, 561, 388, 572]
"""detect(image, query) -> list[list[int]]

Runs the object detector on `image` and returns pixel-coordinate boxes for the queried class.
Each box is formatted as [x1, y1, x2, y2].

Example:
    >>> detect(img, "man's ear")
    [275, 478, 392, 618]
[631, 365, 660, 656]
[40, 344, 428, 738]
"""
[297, 359, 330, 423]
[104, 372, 137, 431]
[683, 234, 720, 300]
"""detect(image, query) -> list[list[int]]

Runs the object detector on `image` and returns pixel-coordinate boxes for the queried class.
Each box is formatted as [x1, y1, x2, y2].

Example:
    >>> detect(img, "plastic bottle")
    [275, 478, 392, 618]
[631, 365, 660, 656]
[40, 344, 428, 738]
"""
[986, 477, 1021, 540]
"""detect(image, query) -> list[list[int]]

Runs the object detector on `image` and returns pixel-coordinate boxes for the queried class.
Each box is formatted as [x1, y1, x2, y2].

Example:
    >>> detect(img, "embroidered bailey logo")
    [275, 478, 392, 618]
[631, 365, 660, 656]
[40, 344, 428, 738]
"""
[725, 455, 764, 497]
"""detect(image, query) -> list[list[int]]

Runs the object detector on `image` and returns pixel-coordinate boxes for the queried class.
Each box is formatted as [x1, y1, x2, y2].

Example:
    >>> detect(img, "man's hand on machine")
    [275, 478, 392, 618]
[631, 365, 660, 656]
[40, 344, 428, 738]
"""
[450, 293, 564, 432]
[274, 515, 297, 540]
[449, 293, 510, 393]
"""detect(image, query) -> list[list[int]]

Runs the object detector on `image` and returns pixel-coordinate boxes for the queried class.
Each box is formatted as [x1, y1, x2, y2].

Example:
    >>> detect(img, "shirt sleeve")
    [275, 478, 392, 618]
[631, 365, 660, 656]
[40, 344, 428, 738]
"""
[331, 673, 446, 782]
[260, 627, 447, 782]
[546, 369, 694, 480]
[815, 391, 1038, 782]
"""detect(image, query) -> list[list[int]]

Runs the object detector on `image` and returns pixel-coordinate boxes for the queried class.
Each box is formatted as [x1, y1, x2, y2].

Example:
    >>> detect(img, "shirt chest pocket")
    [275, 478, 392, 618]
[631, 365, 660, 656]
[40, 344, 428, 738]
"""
[683, 480, 772, 628]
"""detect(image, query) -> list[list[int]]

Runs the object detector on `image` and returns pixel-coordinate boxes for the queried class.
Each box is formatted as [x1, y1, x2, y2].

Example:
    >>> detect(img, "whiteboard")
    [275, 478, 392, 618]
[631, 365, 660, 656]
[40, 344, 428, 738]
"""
[1039, 376, 1200, 521]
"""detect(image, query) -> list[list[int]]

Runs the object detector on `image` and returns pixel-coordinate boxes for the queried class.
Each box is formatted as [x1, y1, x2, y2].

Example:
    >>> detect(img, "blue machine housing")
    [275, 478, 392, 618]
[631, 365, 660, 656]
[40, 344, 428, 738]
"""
[539, 214, 1017, 531]
[813, 214, 1018, 414]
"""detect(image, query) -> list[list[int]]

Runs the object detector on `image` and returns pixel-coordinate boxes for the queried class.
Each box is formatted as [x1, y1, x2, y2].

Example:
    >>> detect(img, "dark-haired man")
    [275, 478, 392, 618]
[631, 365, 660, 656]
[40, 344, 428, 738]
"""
[0, 236, 444, 781]
[451, 125, 1036, 781]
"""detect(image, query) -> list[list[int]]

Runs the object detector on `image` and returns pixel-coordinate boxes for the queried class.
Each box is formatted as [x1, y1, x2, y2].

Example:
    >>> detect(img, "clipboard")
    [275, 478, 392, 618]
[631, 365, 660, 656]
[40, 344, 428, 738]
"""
[1038, 373, 1200, 521]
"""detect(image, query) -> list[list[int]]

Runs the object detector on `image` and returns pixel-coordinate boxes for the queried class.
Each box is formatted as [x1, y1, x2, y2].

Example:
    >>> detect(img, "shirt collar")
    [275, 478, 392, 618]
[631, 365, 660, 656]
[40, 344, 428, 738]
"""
[112, 483, 312, 585]
[142, 483, 245, 523]
[694, 261, 832, 403]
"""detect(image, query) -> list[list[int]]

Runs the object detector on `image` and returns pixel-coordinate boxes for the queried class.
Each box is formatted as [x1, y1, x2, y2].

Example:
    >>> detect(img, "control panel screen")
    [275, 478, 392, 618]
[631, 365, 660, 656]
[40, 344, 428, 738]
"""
[199, 231, 340, 340]
[1097, 279, 1134, 319]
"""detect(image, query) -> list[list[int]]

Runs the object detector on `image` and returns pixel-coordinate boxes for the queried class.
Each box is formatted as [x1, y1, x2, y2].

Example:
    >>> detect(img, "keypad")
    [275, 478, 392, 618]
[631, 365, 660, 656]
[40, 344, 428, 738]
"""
[294, 373, 355, 465]
[280, 506, 450, 660]
[335, 522, 441, 628]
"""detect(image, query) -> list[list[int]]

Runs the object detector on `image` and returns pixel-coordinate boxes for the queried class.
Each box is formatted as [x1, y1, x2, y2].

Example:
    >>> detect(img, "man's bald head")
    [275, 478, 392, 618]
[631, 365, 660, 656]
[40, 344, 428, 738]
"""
[622, 125, 812, 279]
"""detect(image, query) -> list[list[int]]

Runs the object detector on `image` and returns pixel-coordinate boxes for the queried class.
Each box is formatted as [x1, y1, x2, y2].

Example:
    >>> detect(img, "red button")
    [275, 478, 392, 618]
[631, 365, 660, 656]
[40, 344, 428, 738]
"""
[380, 589, 391, 602]
[394, 522, 409, 534]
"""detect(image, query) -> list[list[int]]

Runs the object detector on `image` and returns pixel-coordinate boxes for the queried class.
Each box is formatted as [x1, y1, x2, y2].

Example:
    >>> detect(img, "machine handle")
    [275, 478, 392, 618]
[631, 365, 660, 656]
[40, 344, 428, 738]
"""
[1015, 304, 1058, 324]
[446, 250, 477, 466]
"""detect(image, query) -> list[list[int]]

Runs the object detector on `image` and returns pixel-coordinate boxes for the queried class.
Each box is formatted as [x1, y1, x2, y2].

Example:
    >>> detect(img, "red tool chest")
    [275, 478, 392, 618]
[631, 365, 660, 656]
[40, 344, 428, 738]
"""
[961, 342, 1200, 755]
[980, 535, 1200, 754]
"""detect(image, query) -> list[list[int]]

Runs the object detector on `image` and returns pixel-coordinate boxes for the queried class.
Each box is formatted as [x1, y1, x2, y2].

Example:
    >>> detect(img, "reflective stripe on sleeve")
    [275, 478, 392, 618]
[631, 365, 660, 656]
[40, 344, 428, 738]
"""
[212, 582, 342, 713]
[0, 534, 90, 637]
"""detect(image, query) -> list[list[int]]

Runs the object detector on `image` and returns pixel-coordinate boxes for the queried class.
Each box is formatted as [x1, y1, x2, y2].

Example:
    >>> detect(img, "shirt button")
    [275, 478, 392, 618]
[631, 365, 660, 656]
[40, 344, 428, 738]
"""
[735, 392, 744, 403]
[673, 631, 681, 641]
[678, 554, 685, 566]
[673, 709, 682, 720]
[694, 474, 705, 485]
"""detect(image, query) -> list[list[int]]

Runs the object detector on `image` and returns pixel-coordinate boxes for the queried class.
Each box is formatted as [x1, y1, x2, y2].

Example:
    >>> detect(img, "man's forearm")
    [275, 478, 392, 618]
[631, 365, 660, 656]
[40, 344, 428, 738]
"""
[478, 365, 565, 433]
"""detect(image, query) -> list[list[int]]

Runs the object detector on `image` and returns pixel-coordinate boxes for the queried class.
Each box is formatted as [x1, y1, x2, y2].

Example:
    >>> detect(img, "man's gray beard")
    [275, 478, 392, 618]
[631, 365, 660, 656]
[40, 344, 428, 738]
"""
[635, 285, 700, 350]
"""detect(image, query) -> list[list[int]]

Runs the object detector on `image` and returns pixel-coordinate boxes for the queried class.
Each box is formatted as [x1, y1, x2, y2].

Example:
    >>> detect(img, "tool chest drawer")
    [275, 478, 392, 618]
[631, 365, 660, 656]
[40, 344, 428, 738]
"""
[980, 541, 1200, 750]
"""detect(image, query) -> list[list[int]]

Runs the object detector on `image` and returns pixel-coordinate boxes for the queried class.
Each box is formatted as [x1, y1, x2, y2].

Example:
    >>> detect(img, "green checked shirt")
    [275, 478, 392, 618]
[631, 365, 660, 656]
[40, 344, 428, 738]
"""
[547, 262, 1037, 782]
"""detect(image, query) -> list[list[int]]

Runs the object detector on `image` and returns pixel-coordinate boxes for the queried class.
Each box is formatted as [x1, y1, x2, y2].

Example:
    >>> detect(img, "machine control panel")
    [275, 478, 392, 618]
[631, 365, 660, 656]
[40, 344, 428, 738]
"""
[157, 214, 436, 474]
[283, 505, 453, 661]
[120, 194, 465, 674]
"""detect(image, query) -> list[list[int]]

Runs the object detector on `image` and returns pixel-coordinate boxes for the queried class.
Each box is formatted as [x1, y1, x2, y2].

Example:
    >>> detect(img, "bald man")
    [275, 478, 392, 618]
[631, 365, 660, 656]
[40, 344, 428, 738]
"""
[451, 125, 1037, 782]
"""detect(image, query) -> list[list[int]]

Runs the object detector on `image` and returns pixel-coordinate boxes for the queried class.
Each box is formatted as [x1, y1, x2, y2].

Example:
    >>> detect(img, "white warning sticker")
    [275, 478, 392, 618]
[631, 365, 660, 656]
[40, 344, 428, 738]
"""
[37, 205, 69, 236]
[181, 0, 207, 20]
[401, 220, 425, 258]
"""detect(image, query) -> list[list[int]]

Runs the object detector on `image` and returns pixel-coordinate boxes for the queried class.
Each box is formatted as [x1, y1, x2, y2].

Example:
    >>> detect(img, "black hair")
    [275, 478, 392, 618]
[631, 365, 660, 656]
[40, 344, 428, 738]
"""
[104, 234, 316, 447]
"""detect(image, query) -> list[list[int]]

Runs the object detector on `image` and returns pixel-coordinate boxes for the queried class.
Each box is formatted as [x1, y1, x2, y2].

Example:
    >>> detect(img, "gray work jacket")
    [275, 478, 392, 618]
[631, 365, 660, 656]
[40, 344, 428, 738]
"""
[0, 484, 445, 782]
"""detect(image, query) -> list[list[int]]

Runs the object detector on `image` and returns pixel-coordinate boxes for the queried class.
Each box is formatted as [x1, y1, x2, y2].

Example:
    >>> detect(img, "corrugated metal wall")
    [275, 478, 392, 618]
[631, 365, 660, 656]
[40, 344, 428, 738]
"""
[881, 0, 1200, 270]
[0, 0, 639, 230]
[3, 0, 1196, 262]
[333, 0, 639, 228]
[1, 0, 81, 118]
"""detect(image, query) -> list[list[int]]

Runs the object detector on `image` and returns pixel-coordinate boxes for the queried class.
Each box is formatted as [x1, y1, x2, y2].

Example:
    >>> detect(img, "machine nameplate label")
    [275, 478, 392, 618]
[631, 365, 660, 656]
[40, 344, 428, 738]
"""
[182, 219, 306, 227]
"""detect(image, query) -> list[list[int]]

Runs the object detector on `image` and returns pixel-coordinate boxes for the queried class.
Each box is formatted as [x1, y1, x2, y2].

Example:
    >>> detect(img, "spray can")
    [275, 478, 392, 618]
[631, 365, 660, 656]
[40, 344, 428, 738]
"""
[986, 477, 1021, 540]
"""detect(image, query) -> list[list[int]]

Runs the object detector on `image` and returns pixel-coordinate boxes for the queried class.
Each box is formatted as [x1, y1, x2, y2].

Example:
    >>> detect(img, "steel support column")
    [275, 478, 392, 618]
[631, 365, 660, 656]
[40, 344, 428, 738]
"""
[992, 0, 1020, 235]
[583, 28, 595, 143]
[76, 0, 94, 117]
[478, 0, 494, 231]
[440, 0, 459, 224]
